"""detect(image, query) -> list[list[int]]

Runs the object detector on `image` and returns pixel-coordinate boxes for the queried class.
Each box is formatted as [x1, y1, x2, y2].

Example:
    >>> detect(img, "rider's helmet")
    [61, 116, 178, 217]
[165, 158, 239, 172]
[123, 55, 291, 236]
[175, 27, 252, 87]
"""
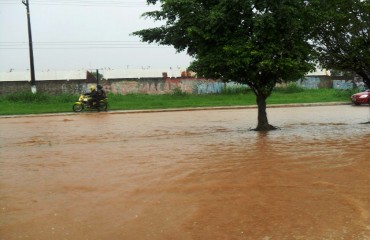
[97, 84, 103, 90]
[90, 85, 96, 91]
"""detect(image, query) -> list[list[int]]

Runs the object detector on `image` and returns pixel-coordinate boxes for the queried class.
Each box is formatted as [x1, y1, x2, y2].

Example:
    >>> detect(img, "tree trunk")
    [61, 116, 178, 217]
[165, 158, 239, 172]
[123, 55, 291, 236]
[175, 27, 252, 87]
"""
[357, 71, 370, 89]
[364, 78, 370, 89]
[254, 93, 277, 131]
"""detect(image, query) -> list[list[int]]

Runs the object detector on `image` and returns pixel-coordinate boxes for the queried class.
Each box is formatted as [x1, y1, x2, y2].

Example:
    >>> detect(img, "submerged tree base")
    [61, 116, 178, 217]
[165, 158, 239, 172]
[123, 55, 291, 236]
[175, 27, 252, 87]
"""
[251, 124, 279, 132]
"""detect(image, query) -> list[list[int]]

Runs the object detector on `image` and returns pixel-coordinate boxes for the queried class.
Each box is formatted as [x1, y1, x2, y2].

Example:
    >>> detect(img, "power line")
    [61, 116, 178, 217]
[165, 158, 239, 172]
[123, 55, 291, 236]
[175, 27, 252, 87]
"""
[0, 47, 171, 50]
[0, 0, 159, 7]
[0, 41, 169, 49]
[0, 41, 153, 43]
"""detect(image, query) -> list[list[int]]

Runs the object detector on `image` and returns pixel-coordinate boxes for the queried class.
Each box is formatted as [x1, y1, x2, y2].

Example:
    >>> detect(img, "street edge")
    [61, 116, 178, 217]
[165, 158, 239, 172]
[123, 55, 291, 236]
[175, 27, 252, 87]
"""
[0, 102, 353, 119]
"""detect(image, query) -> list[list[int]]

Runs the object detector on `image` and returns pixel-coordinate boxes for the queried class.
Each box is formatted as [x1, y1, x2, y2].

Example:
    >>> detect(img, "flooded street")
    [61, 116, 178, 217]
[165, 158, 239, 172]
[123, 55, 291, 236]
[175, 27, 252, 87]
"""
[1, 105, 370, 240]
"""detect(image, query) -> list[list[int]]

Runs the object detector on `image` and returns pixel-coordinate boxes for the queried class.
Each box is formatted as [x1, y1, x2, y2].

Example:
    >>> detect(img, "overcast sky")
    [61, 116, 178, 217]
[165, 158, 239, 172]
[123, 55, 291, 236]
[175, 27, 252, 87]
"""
[0, 0, 193, 72]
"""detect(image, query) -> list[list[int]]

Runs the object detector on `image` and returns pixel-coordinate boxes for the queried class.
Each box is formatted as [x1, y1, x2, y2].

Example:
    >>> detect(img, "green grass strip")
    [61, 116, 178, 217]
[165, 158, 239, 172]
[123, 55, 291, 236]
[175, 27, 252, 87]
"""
[0, 88, 355, 115]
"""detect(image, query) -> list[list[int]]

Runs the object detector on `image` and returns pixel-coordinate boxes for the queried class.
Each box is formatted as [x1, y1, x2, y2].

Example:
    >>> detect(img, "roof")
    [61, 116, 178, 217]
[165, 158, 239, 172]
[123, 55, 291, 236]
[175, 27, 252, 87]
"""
[0, 67, 188, 82]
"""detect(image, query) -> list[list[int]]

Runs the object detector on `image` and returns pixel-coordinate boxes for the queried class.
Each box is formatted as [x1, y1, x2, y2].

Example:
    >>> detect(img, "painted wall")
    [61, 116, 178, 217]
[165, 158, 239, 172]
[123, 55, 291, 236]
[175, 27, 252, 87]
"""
[0, 75, 362, 95]
[0, 77, 225, 95]
[333, 80, 354, 90]
[296, 76, 335, 89]
[297, 76, 363, 89]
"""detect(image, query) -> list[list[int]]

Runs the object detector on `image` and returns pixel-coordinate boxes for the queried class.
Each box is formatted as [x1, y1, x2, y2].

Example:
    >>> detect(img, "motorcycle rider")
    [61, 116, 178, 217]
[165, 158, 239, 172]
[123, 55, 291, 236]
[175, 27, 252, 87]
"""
[85, 85, 99, 108]
[96, 85, 106, 101]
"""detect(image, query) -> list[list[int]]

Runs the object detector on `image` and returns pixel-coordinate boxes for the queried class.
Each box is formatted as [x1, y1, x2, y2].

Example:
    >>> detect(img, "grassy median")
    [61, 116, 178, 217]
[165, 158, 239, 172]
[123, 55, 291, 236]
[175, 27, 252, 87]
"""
[0, 87, 356, 115]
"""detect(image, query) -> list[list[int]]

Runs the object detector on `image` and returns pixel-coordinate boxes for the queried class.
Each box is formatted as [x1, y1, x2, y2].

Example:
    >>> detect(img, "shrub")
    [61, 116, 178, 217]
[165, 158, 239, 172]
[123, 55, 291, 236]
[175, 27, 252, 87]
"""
[275, 83, 305, 93]
[171, 87, 188, 96]
[332, 88, 358, 98]
[53, 93, 78, 103]
[3, 92, 51, 103]
[0, 92, 78, 103]
[222, 85, 250, 95]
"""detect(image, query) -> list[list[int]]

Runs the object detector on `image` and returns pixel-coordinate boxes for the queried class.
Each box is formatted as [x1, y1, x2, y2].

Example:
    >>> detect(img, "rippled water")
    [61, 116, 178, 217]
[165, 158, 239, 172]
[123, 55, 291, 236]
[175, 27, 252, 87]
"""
[0, 105, 369, 240]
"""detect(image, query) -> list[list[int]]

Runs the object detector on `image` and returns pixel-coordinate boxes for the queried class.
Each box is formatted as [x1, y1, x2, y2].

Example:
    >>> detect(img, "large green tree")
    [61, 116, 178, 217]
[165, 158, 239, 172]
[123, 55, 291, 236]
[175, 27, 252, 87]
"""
[134, 0, 315, 131]
[310, 0, 370, 88]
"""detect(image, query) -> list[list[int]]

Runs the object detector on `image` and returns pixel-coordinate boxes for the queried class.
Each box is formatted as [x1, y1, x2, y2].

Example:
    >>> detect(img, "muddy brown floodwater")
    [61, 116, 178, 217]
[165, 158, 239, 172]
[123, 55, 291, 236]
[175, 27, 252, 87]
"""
[0, 105, 369, 240]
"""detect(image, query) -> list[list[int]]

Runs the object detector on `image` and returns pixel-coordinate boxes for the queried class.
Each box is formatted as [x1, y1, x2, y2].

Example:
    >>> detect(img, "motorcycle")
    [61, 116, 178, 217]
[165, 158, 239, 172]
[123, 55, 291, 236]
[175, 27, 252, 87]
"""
[72, 94, 108, 112]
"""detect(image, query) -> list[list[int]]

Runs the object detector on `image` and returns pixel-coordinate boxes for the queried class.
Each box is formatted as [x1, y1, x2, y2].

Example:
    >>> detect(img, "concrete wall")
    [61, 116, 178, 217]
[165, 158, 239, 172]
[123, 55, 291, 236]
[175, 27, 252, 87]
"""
[0, 77, 225, 95]
[104, 77, 226, 95]
[298, 75, 360, 89]
[0, 75, 361, 96]
[297, 76, 332, 89]
[332, 77, 365, 90]
[0, 79, 88, 95]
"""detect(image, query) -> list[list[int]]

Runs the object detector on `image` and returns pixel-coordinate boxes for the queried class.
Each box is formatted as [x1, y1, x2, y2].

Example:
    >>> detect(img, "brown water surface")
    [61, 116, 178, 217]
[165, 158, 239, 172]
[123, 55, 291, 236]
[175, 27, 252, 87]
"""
[1, 105, 369, 240]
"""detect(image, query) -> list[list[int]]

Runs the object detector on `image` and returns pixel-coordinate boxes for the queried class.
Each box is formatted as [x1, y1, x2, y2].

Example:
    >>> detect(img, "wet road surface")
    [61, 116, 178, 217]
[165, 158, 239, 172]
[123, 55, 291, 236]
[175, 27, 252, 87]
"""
[1, 105, 370, 240]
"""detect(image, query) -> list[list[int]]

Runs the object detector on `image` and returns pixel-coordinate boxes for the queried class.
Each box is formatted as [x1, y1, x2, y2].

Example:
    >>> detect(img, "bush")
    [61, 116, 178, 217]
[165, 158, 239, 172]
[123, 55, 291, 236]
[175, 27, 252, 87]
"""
[53, 93, 78, 103]
[0, 92, 77, 103]
[2, 92, 51, 103]
[171, 87, 188, 96]
[332, 88, 358, 98]
[275, 83, 305, 93]
[222, 85, 250, 95]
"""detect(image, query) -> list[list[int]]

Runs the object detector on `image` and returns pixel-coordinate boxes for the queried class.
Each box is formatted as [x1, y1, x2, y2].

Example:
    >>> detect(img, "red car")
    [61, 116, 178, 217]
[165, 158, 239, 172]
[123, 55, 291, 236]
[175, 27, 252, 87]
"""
[351, 89, 370, 105]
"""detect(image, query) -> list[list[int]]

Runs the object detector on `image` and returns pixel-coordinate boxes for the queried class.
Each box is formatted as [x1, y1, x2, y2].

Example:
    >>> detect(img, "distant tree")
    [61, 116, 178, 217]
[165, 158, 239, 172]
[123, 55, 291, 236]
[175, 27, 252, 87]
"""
[134, 0, 315, 131]
[92, 72, 104, 81]
[310, 0, 370, 88]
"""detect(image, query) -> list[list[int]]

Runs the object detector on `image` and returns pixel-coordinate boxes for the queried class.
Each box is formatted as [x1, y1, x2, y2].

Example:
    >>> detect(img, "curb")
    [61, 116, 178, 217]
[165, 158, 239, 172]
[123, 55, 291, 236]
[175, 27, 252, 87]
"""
[0, 102, 351, 119]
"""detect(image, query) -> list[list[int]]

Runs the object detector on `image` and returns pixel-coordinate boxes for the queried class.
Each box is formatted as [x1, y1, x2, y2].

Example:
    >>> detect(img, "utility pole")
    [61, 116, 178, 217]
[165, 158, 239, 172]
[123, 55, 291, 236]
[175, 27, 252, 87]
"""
[22, 0, 36, 93]
[96, 69, 99, 86]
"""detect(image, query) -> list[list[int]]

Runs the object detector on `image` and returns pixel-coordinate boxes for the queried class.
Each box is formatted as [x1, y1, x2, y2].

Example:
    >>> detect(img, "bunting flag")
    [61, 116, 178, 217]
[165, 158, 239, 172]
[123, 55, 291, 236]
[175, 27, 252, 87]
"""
[86, 71, 96, 83]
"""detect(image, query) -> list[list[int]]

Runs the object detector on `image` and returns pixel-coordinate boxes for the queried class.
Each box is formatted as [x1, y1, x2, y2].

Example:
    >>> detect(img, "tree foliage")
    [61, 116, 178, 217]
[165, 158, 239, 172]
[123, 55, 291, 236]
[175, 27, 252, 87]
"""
[134, 0, 315, 131]
[310, 0, 370, 87]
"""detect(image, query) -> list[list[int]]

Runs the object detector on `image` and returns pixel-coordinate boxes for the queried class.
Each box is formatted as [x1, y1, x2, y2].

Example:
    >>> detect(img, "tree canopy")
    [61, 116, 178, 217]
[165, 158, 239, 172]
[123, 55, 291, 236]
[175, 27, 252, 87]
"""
[134, 0, 316, 131]
[310, 0, 370, 87]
